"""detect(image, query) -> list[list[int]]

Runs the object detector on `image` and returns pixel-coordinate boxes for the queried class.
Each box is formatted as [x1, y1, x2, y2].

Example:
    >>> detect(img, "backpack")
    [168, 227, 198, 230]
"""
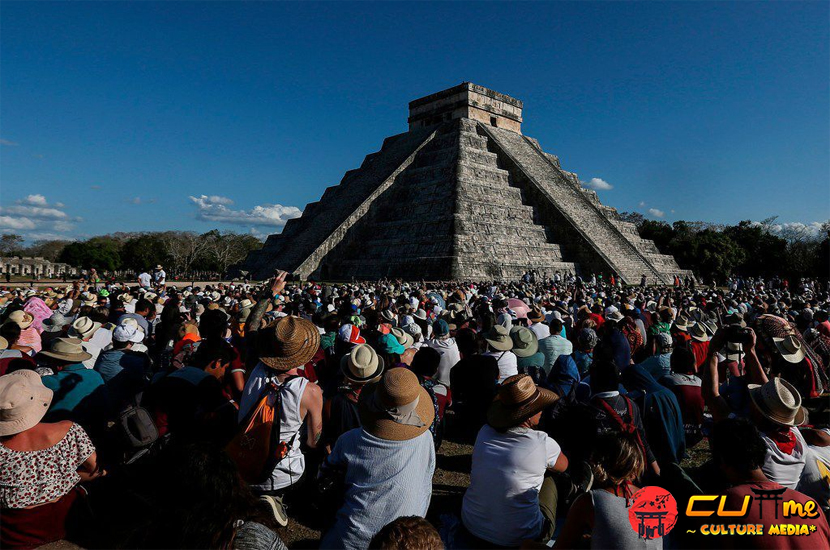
[225, 376, 298, 484]
[592, 395, 648, 462]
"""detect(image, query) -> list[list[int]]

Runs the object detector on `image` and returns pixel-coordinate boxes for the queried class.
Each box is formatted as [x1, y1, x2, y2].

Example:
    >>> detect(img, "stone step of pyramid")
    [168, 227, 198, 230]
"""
[455, 260, 578, 280]
[454, 217, 550, 240]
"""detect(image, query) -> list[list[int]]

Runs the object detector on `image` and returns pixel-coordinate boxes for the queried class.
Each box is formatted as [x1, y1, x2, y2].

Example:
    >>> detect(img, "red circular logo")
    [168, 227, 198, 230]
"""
[627, 486, 678, 540]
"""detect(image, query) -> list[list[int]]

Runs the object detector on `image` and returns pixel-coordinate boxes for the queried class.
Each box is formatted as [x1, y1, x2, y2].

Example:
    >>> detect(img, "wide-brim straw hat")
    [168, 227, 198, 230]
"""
[0, 336, 8, 350]
[390, 327, 414, 349]
[258, 316, 320, 372]
[605, 311, 624, 323]
[358, 368, 435, 441]
[340, 343, 385, 384]
[510, 326, 539, 358]
[747, 378, 806, 427]
[485, 325, 513, 351]
[69, 317, 102, 340]
[772, 335, 806, 364]
[527, 307, 546, 324]
[38, 337, 92, 363]
[674, 316, 693, 332]
[488, 374, 559, 430]
[689, 323, 710, 343]
[5, 310, 34, 330]
[0, 370, 53, 436]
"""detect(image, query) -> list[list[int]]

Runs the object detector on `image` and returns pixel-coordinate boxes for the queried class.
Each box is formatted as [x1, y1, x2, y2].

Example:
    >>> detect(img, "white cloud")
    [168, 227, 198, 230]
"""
[21, 194, 48, 206]
[130, 197, 142, 205]
[0, 216, 36, 230]
[52, 221, 75, 232]
[638, 201, 646, 207]
[26, 232, 77, 242]
[581, 177, 613, 191]
[752, 220, 828, 241]
[0, 139, 18, 147]
[648, 208, 665, 218]
[189, 195, 302, 227]
[0, 205, 69, 220]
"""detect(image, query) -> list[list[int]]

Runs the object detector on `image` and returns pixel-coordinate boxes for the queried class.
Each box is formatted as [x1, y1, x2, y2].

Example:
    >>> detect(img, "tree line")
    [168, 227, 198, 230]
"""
[0, 230, 263, 278]
[618, 214, 829, 282]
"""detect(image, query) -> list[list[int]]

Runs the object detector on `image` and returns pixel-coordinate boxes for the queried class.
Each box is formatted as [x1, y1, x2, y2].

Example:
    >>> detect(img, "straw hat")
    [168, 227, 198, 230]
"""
[4, 310, 34, 330]
[674, 316, 693, 332]
[41, 312, 71, 333]
[390, 327, 414, 349]
[485, 325, 513, 351]
[748, 378, 806, 427]
[605, 310, 624, 323]
[340, 344, 385, 384]
[38, 337, 92, 363]
[358, 368, 434, 441]
[527, 307, 546, 324]
[773, 335, 806, 364]
[0, 336, 7, 350]
[510, 326, 539, 358]
[239, 298, 254, 310]
[689, 323, 710, 343]
[0, 370, 53, 436]
[723, 341, 744, 362]
[69, 317, 102, 340]
[257, 316, 320, 372]
[487, 374, 559, 430]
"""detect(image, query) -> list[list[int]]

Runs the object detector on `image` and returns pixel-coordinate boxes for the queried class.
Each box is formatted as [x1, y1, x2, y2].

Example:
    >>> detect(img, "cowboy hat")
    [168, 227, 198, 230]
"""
[723, 341, 744, 362]
[527, 307, 546, 324]
[0, 370, 53, 436]
[510, 326, 539, 358]
[413, 309, 428, 321]
[358, 368, 434, 441]
[380, 310, 396, 323]
[258, 316, 320, 372]
[69, 317, 102, 340]
[772, 335, 806, 364]
[239, 298, 254, 310]
[605, 310, 624, 323]
[747, 378, 806, 427]
[390, 327, 414, 349]
[41, 312, 71, 333]
[487, 374, 559, 430]
[340, 344, 385, 385]
[674, 316, 693, 332]
[485, 325, 513, 351]
[38, 337, 93, 363]
[4, 310, 34, 330]
[689, 323, 710, 343]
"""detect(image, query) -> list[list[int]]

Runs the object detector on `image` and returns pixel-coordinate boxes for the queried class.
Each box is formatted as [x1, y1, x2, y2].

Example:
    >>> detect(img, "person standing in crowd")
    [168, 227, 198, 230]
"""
[462, 374, 567, 547]
[320, 368, 435, 549]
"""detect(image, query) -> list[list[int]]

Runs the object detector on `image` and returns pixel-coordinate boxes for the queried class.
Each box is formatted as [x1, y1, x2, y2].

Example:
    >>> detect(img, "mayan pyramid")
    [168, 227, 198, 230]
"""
[242, 83, 690, 284]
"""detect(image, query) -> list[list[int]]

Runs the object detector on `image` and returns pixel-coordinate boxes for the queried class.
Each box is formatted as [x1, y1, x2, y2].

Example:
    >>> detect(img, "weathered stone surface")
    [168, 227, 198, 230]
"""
[241, 84, 690, 283]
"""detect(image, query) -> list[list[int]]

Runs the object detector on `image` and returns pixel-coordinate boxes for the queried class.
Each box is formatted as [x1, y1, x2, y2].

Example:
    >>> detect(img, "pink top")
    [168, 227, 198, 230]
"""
[0, 423, 95, 509]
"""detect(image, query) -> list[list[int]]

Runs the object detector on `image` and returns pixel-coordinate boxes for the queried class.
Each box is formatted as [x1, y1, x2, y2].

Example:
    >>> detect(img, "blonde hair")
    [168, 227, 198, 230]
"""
[590, 433, 645, 487]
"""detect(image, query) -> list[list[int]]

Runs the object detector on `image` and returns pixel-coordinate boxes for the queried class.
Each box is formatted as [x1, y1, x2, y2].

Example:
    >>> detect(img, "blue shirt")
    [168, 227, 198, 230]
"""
[638, 353, 672, 381]
[94, 348, 150, 409]
[41, 363, 108, 424]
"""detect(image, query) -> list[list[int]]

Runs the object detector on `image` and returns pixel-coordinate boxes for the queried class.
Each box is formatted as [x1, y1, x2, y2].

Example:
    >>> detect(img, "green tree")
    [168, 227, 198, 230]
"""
[121, 233, 170, 273]
[59, 237, 123, 271]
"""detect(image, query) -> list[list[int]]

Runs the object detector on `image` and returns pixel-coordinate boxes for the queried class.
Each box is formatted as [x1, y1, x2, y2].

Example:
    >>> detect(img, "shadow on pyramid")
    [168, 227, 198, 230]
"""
[241, 83, 689, 284]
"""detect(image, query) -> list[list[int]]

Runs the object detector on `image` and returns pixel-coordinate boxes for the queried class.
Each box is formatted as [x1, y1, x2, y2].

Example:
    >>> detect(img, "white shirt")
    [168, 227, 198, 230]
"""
[463, 425, 561, 547]
[761, 427, 807, 489]
[426, 338, 461, 386]
[484, 350, 518, 383]
[81, 328, 113, 369]
[138, 272, 151, 288]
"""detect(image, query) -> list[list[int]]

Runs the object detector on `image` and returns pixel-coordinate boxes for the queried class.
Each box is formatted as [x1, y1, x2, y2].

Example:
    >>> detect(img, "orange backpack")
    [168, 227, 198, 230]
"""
[225, 377, 297, 484]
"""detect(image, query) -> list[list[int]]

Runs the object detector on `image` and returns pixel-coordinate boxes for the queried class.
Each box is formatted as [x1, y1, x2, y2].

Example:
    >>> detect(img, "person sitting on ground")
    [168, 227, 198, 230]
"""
[572, 327, 597, 377]
[369, 516, 443, 550]
[483, 324, 518, 383]
[4, 311, 41, 355]
[1, 312, 35, 356]
[713, 418, 830, 549]
[94, 318, 150, 413]
[512, 325, 545, 383]
[320, 368, 436, 550]
[462, 374, 568, 547]
[638, 332, 673, 380]
[450, 329, 499, 439]
[424, 319, 460, 388]
[544, 318, 573, 373]
[409, 346, 448, 447]
[0, 326, 34, 376]
[659, 346, 704, 448]
[69, 316, 112, 370]
[323, 343, 384, 450]
[554, 433, 656, 549]
[0, 370, 103, 549]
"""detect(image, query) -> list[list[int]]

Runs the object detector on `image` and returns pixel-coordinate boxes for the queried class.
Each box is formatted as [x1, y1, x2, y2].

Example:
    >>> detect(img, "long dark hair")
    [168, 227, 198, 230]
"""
[125, 442, 276, 549]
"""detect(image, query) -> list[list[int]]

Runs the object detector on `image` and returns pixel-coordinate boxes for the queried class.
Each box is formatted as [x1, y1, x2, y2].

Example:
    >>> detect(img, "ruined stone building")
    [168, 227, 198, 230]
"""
[243, 83, 690, 284]
[0, 257, 78, 279]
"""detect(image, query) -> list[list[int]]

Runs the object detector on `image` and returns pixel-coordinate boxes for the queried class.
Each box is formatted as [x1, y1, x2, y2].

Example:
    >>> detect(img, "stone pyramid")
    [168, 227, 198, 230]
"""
[242, 83, 690, 284]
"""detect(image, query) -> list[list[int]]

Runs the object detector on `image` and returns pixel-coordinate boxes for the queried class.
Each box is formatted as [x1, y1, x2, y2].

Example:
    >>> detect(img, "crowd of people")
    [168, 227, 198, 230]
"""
[0, 268, 829, 549]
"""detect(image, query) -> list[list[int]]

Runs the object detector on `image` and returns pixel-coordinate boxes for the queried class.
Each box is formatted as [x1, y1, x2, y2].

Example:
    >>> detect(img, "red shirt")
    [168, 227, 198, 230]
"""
[722, 481, 830, 549]
[818, 320, 830, 338]
[689, 340, 710, 371]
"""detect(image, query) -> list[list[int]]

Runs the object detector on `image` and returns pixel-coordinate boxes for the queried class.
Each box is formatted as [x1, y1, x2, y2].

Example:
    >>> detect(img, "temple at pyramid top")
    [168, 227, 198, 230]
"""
[408, 82, 523, 134]
[240, 83, 690, 284]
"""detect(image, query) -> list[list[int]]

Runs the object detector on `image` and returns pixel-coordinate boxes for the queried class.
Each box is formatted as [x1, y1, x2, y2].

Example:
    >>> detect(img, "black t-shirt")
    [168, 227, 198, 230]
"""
[323, 389, 361, 447]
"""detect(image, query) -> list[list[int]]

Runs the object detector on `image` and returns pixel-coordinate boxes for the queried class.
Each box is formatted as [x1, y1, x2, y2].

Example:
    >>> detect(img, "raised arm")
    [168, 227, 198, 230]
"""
[701, 328, 732, 422]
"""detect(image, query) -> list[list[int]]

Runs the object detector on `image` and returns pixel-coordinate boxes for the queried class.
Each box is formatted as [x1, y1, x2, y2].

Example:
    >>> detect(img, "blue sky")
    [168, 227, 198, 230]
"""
[1, 1, 828, 243]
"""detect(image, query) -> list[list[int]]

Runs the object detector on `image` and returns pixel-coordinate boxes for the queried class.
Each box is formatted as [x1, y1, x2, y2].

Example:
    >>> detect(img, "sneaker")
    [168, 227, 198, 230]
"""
[260, 494, 289, 527]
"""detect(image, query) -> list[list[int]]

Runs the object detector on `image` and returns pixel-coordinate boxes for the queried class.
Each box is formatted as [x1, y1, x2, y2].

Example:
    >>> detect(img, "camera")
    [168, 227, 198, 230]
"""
[724, 324, 752, 346]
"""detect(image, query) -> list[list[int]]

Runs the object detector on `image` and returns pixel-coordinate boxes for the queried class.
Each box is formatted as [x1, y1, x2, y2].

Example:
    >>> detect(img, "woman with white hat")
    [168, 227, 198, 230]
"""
[2, 310, 41, 355]
[0, 370, 103, 548]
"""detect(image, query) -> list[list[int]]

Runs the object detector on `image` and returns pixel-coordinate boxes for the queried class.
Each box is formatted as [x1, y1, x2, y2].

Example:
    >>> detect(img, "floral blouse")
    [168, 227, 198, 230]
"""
[0, 422, 95, 509]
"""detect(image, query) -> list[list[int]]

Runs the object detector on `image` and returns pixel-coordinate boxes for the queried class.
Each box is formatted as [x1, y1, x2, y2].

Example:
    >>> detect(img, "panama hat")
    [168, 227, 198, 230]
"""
[674, 315, 693, 332]
[510, 326, 539, 358]
[0, 370, 53, 436]
[80, 292, 97, 307]
[340, 344, 385, 384]
[258, 316, 320, 372]
[41, 312, 71, 333]
[413, 309, 428, 321]
[605, 310, 624, 323]
[4, 310, 34, 330]
[380, 310, 396, 324]
[390, 327, 414, 349]
[689, 323, 710, 343]
[358, 368, 434, 441]
[487, 374, 559, 430]
[772, 335, 806, 364]
[69, 317, 102, 340]
[747, 378, 806, 427]
[239, 298, 254, 310]
[528, 307, 546, 324]
[38, 337, 93, 363]
[485, 325, 514, 351]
